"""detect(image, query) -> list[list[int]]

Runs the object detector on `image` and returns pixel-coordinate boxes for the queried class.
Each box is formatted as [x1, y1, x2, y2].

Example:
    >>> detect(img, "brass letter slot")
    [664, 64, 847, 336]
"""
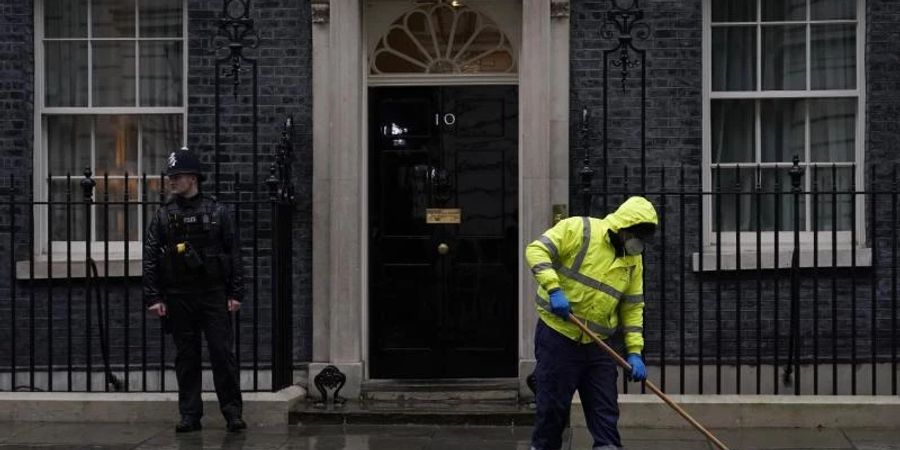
[426, 208, 462, 224]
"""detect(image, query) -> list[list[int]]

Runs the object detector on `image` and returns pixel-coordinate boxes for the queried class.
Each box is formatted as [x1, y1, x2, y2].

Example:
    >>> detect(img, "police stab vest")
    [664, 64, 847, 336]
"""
[159, 198, 229, 290]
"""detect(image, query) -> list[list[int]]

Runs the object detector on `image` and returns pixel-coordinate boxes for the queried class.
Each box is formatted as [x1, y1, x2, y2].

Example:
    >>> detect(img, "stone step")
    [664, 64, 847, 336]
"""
[359, 378, 520, 402]
[294, 378, 532, 425]
[290, 400, 535, 426]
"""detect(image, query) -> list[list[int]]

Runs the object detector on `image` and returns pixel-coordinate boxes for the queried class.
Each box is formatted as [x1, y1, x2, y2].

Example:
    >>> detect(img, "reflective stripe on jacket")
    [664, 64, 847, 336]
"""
[525, 196, 658, 354]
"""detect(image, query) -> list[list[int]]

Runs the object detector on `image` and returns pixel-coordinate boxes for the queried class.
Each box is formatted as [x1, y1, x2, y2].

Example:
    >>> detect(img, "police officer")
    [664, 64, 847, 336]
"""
[144, 148, 246, 433]
[526, 196, 658, 450]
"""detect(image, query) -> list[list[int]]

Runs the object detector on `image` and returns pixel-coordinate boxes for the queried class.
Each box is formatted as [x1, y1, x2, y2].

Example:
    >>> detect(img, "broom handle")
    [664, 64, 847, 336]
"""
[568, 314, 731, 450]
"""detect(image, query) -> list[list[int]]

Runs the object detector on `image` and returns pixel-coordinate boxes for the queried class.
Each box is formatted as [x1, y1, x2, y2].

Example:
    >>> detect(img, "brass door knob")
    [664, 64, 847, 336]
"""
[437, 243, 449, 255]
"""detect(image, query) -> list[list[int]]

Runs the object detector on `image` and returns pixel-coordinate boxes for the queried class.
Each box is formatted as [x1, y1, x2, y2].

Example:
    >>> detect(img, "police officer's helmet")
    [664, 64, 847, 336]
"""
[166, 147, 206, 181]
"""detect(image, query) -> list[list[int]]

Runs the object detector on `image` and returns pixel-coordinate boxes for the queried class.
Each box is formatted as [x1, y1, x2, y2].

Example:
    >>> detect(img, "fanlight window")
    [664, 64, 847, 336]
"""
[370, 1, 516, 75]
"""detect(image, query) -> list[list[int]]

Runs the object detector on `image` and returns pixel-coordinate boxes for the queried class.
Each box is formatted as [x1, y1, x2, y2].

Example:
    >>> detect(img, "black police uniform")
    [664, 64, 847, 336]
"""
[143, 152, 244, 428]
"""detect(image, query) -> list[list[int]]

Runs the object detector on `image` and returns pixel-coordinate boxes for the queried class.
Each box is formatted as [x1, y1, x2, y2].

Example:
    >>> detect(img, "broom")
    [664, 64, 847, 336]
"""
[568, 314, 731, 450]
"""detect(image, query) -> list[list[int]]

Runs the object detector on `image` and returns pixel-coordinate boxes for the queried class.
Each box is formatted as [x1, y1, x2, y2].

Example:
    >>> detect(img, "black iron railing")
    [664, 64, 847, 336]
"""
[0, 120, 296, 394]
[582, 159, 899, 396]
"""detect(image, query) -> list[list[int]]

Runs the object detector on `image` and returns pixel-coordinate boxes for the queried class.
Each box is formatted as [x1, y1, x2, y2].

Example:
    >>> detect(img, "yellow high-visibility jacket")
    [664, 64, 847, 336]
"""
[525, 196, 658, 354]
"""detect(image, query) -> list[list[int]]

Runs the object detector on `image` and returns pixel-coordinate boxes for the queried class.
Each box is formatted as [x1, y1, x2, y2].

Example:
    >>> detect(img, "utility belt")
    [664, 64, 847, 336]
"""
[163, 241, 231, 288]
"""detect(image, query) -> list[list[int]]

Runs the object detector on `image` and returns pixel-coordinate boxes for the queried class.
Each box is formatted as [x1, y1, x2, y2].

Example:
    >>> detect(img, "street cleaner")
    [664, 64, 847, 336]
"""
[526, 196, 658, 450]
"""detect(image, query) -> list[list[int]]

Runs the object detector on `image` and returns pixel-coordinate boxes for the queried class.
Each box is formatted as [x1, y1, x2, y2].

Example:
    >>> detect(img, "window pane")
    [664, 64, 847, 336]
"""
[139, 0, 182, 37]
[761, 99, 805, 163]
[759, 169, 805, 231]
[711, 167, 756, 232]
[50, 180, 86, 241]
[45, 42, 88, 107]
[144, 177, 165, 203]
[810, 98, 855, 162]
[812, 166, 853, 231]
[44, 0, 87, 38]
[92, 0, 135, 38]
[762, 25, 806, 90]
[712, 27, 756, 91]
[142, 115, 183, 176]
[95, 115, 138, 175]
[712, 0, 756, 22]
[710, 168, 805, 232]
[811, 0, 856, 20]
[811, 24, 855, 90]
[47, 116, 91, 175]
[95, 178, 139, 241]
[139, 41, 183, 106]
[762, 0, 805, 21]
[712, 100, 755, 163]
[93, 41, 136, 106]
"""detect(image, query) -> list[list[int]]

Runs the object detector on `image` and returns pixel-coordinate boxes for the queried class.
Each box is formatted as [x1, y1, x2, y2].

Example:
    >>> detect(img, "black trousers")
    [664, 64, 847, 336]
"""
[531, 320, 622, 450]
[168, 291, 243, 420]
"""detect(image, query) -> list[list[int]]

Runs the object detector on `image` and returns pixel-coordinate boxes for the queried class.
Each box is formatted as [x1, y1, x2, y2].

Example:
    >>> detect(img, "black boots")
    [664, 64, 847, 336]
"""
[226, 417, 247, 432]
[175, 417, 202, 433]
[175, 416, 245, 432]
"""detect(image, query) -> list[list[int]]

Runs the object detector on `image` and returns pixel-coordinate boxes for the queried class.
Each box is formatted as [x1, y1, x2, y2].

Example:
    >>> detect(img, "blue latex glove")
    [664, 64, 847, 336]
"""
[627, 353, 646, 382]
[548, 288, 571, 319]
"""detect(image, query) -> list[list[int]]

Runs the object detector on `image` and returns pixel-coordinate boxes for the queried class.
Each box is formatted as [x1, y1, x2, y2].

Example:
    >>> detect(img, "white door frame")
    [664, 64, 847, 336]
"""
[308, 0, 570, 400]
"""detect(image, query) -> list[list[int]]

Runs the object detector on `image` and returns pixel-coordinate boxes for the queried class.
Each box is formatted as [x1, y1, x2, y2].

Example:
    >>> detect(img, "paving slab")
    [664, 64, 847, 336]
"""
[569, 427, 712, 450]
[0, 422, 39, 443]
[134, 426, 293, 449]
[5, 422, 166, 446]
[842, 428, 900, 450]
[710, 427, 853, 449]
[0, 422, 898, 449]
[570, 426, 859, 450]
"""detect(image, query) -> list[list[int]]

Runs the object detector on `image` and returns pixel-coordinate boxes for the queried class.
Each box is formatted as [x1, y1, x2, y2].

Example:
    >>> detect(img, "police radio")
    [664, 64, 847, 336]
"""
[175, 241, 204, 269]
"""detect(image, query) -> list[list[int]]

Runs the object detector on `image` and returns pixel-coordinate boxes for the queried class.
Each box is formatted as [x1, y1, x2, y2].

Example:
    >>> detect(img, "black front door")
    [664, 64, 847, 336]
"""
[369, 86, 518, 379]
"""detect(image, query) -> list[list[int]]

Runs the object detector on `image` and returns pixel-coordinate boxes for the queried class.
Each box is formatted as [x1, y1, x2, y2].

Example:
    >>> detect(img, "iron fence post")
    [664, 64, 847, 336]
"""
[787, 156, 804, 393]
[580, 107, 594, 216]
[81, 167, 95, 391]
[268, 116, 294, 391]
[266, 164, 282, 390]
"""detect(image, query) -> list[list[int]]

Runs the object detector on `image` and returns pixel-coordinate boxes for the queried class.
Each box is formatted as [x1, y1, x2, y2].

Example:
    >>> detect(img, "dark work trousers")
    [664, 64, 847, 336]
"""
[531, 319, 622, 450]
[168, 291, 243, 421]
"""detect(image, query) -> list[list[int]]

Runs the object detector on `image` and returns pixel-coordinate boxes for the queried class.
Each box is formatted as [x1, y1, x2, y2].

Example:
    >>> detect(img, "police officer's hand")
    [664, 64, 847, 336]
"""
[547, 288, 571, 319]
[148, 302, 167, 317]
[227, 299, 241, 312]
[626, 353, 647, 382]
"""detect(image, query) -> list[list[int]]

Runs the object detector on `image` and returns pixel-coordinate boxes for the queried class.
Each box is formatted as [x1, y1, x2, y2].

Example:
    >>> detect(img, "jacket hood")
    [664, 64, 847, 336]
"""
[603, 196, 659, 232]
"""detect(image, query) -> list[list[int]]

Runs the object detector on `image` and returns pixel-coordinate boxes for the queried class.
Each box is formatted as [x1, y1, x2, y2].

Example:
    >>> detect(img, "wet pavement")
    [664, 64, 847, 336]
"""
[0, 422, 898, 449]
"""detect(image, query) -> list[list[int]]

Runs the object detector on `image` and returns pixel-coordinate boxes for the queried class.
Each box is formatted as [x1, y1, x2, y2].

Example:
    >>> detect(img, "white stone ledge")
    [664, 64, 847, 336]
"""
[573, 394, 900, 429]
[0, 385, 305, 426]
[692, 247, 872, 272]
[16, 256, 143, 280]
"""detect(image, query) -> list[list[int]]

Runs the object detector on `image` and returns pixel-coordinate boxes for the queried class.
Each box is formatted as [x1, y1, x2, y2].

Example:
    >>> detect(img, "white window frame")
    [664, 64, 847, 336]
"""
[32, 0, 188, 264]
[701, 0, 866, 254]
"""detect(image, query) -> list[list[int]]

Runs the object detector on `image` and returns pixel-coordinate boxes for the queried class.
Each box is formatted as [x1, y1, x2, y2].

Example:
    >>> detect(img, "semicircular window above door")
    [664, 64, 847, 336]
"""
[370, 0, 517, 75]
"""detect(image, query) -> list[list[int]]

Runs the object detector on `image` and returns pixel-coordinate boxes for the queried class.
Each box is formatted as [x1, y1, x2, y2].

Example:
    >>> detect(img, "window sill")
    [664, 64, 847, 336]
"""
[16, 255, 143, 280]
[691, 247, 872, 272]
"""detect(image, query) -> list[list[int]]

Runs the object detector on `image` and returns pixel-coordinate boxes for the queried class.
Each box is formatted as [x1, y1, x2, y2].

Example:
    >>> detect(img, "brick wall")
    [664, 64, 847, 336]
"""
[2, 0, 898, 390]
[185, 0, 313, 363]
[0, 0, 34, 374]
[570, 0, 900, 382]
[0, 0, 313, 383]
